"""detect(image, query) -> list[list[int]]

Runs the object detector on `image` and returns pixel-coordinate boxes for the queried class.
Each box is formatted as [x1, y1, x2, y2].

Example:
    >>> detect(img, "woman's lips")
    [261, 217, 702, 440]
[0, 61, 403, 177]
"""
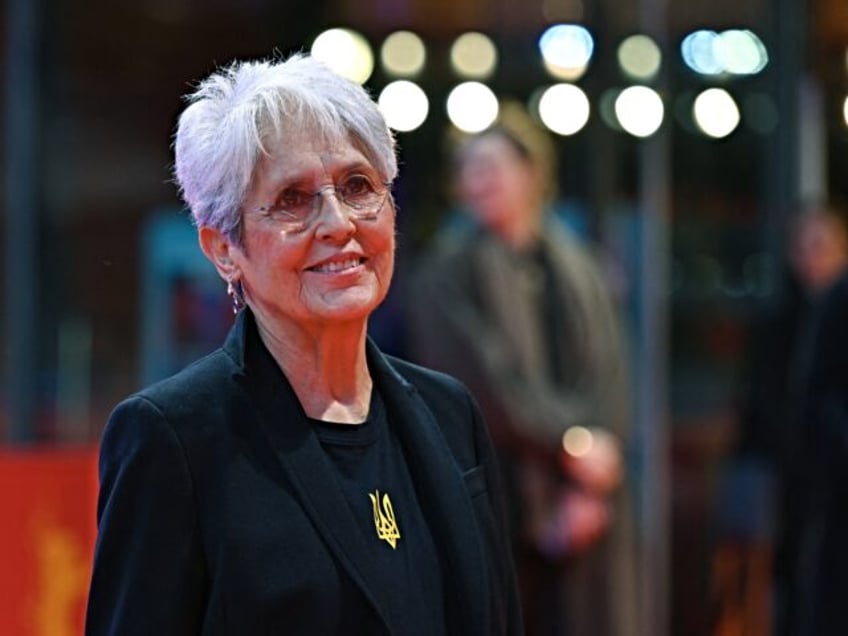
[308, 256, 365, 273]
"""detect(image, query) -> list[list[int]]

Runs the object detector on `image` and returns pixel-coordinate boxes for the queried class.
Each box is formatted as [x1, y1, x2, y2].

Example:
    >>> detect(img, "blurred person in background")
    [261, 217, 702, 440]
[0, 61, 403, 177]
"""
[794, 207, 848, 636]
[408, 105, 638, 636]
[85, 53, 521, 635]
[717, 208, 848, 636]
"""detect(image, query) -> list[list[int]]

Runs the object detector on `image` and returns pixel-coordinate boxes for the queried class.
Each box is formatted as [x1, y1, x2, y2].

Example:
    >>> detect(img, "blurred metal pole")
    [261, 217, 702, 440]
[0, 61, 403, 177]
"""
[777, 0, 805, 213]
[636, 0, 671, 634]
[763, 0, 805, 258]
[4, 0, 40, 443]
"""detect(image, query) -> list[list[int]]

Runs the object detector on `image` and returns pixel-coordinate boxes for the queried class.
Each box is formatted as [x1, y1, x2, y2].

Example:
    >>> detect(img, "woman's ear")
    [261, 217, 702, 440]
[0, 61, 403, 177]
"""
[198, 226, 240, 281]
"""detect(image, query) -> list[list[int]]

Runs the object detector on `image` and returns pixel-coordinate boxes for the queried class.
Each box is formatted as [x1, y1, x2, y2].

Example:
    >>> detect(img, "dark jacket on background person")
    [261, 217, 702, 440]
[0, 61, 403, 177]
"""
[797, 269, 848, 636]
[86, 310, 521, 635]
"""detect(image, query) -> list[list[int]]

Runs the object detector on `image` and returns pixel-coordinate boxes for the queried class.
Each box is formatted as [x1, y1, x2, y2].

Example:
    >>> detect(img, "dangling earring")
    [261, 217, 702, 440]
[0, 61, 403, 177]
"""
[227, 278, 245, 315]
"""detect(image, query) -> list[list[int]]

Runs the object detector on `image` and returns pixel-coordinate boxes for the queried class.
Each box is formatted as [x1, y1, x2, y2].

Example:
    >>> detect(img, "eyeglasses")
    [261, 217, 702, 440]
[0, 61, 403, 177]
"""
[253, 173, 392, 234]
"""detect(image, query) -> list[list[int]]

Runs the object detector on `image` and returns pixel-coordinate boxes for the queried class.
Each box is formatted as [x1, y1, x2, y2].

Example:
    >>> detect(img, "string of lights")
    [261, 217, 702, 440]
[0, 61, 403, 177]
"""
[304, 24, 810, 141]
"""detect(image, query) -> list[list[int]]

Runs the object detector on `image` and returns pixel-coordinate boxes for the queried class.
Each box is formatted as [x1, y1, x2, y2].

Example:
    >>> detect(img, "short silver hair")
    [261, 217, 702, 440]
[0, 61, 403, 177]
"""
[173, 53, 398, 242]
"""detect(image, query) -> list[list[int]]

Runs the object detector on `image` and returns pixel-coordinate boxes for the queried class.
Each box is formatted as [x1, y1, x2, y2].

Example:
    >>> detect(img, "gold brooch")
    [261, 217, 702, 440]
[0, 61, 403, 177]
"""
[369, 490, 400, 549]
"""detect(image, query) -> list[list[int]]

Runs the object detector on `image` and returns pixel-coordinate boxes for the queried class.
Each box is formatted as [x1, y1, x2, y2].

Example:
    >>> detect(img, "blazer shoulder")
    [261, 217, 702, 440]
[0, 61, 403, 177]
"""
[381, 355, 488, 462]
[121, 347, 239, 424]
[384, 355, 472, 406]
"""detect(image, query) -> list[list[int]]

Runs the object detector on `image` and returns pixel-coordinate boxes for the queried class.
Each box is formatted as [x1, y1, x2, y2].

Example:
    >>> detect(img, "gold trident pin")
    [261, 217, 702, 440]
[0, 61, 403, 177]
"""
[369, 490, 401, 549]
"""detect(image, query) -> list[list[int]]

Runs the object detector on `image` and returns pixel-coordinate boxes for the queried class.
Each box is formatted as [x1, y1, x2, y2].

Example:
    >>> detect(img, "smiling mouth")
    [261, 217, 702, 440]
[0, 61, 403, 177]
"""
[309, 257, 365, 274]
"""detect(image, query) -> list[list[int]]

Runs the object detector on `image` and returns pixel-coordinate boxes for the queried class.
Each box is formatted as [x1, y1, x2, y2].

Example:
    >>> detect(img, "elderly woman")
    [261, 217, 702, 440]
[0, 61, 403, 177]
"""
[85, 54, 520, 635]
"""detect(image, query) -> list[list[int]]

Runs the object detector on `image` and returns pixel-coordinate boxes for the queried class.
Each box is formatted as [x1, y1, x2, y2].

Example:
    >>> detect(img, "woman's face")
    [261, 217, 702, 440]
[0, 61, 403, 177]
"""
[457, 133, 538, 234]
[791, 215, 848, 293]
[232, 126, 395, 331]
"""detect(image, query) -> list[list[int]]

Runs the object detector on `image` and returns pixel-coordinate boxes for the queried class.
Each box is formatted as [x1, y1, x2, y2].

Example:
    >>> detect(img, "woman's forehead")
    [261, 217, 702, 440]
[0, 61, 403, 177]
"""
[461, 135, 526, 170]
[265, 119, 349, 153]
[256, 129, 374, 182]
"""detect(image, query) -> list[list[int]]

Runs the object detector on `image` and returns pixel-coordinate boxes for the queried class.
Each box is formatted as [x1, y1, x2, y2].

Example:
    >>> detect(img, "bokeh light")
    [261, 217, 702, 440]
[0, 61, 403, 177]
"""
[681, 29, 768, 76]
[693, 88, 740, 138]
[311, 28, 374, 84]
[716, 30, 768, 75]
[743, 93, 779, 135]
[615, 86, 664, 137]
[843, 95, 848, 128]
[672, 91, 699, 134]
[539, 24, 594, 80]
[562, 426, 594, 458]
[380, 30, 427, 78]
[450, 32, 498, 79]
[446, 82, 499, 133]
[377, 80, 429, 132]
[537, 83, 590, 135]
[618, 34, 662, 80]
[599, 88, 623, 130]
[681, 30, 723, 75]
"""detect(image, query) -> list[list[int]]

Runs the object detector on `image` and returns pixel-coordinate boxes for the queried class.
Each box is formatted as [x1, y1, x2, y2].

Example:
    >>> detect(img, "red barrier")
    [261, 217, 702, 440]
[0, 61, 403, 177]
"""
[0, 447, 98, 636]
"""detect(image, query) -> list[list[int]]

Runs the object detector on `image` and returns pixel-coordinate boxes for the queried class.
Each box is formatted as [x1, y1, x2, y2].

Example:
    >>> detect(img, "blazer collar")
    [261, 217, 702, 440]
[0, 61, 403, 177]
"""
[367, 344, 491, 634]
[224, 311, 396, 632]
[223, 311, 489, 634]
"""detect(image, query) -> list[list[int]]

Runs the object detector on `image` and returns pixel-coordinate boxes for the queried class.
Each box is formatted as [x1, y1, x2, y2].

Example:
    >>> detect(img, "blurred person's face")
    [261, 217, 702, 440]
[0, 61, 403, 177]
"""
[202, 124, 396, 331]
[457, 133, 539, 239]
[792, 216, 848, 293]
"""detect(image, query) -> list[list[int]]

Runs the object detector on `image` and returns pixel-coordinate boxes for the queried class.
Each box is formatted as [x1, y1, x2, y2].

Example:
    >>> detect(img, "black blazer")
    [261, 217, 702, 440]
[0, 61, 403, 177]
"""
[86, 311, 522, 635]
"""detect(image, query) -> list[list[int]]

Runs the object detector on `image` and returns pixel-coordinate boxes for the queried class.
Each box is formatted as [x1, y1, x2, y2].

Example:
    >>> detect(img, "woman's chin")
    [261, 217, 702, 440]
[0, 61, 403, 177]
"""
[305, 288, 384, 324]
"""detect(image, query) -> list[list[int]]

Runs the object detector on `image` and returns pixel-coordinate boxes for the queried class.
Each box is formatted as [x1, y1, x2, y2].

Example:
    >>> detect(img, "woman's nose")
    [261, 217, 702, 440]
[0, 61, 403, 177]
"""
[314, 188, 356, 238]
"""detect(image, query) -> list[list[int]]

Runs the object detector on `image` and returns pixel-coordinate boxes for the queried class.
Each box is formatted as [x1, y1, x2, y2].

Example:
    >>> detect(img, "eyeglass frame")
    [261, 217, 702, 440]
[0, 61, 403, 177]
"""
[247, 176, 393, 235]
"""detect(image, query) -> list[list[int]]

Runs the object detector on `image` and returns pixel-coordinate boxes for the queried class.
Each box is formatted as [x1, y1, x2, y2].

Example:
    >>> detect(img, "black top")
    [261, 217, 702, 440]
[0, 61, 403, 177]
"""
[312, 389, 447, 635]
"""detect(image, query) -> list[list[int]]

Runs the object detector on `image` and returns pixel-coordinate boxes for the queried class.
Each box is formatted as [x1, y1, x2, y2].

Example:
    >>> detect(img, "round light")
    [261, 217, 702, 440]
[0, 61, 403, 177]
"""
[716, 29, 768, 75]
[446, 82, 499, 133]
[618, 34, 662, 80]
[378, 80, 429, 132]
[537, 83, 590, 135]
[743, 93, 778, 135]
[693, 88, 740, 138]
[843, 95, 848, 128]
[672, 91, 699, 133]
[681, 30, 722, 75]
[311, 28, 374, 84]
[615, 86, 664, 137]
[380, 30, 427, 78]
[562, 426, 594, 458]
[450, 32, 498, 79]
[599, 88, 623, 130]
[539, 24, 594, 80]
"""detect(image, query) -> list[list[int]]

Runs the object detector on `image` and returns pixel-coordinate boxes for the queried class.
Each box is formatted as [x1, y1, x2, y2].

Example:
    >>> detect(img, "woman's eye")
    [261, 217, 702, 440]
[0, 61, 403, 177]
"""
[340, 175, 375, 197]
[279, 189, 312, 211]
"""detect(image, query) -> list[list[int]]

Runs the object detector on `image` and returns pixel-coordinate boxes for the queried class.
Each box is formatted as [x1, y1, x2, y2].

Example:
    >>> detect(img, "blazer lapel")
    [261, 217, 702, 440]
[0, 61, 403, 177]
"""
[224, 313, 397, 634]
[368, 341, 491, 635]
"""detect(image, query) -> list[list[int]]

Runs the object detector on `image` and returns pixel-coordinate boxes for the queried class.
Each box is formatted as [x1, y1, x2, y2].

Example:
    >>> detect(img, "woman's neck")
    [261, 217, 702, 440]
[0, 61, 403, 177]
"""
[495, 207, 543, 251]
[255, 315, 373, 424]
